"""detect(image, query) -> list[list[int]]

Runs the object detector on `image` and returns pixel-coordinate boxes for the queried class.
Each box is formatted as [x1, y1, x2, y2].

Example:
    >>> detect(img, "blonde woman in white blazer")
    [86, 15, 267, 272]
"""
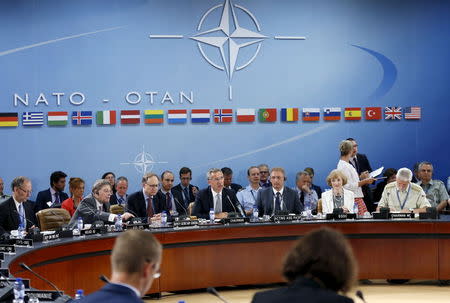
[321, 169, 356, 214]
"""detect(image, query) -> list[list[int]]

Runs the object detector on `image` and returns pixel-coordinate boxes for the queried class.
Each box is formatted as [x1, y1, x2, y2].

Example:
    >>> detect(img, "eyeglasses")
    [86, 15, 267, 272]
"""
[420, 169, 432, 173]
[18, 187, 32, 195]
[259, 171, 269, 174]
[209, 177, 224, 181]
[146, 183, 159, 188]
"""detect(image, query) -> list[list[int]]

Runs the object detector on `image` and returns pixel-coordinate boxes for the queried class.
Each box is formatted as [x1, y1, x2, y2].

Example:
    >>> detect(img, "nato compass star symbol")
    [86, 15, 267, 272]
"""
[120, 146, 168, 174]
[150, 0, 306, 100]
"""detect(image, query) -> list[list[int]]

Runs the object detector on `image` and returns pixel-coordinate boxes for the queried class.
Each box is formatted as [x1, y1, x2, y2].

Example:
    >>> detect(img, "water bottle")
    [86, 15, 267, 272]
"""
[304, 200, 312, 219]
[161, 211, 167, 226]
[353, 202, 359, 216]
[77, 217, 83, 231]
[209, 208, 215, 223]
[115, 214, 123, 232]
[13, 278, 25, 303]
[17, 222, 26, 239]
[252, 207, 259, 221]
[28, 297, 40, 303]
[74, 289, 84, 300]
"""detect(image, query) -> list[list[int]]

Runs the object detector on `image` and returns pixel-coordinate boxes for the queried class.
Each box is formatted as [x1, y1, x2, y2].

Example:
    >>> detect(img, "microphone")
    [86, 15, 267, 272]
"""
[99, 275, 110, 284]
[174, 197, 189, 216]
[225, 195, 238, 216]
[206, 287, 229, 303]
[19, 263, 72, 302]
[227, 196, 245, 218]
[0, 270, 13, 301]
[356, 290, 366, 303]
[13, 209, 40, 233]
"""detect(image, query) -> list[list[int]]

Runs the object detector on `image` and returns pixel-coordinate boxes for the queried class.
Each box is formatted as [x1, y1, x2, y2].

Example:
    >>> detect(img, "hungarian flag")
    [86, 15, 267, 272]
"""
[344, 108, 362, 120]
[72, 111, 93, 125]
[144, 110, 164, 124]
[120, 110, 140, 124]
[48, 111, 68, 126]
[214, 109, 233, 123]
[191, 109, 210, 123]
[236, 108, 255, 122]
[258, 108, 277, 122]
[0, 112, 18, 127]
[168, 110, 187, 124]
[365, 107, 382, 120]
[280, 108, 298, 122]
[302, 108, 320, 121]
[96, 110, 117, 125]
[323, 107, 341, 121]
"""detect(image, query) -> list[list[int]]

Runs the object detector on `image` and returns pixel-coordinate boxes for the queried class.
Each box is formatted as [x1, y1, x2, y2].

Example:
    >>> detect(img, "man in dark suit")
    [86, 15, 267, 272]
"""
[34, 171, 69, 212]
[304, 167, 323, 198]
[221, 167, 243, 193]
[81, 230, 162, 303]
[347, 138, 375, 212]
[192, 168, 244, 219]
[258, 164, 272, 188]
[256, 167, 303, 216]
[0, 176, 37, 234]
[159, 171, 187, 216]
[68, 179, 134, 228]
[171, 167, 199, 210]
[127, 173, 166, 220]
[109, 176, 129, 206]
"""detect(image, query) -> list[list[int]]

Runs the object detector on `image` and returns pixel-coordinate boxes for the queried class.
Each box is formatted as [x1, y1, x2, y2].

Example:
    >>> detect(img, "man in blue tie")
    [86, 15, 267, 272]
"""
[110, 176, 129, 207]
[172, 167, 199, 211]
[34, 171, 69, 212]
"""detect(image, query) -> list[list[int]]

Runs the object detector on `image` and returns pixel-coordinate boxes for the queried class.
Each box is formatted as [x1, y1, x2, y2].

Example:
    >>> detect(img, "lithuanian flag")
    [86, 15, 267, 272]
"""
[144, 110, 164, 124]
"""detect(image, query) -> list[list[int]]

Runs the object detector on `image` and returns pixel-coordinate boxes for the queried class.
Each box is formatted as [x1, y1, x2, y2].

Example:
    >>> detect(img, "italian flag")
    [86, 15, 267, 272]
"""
[96, 110, 117, 125]
[47, 111, 68, 126]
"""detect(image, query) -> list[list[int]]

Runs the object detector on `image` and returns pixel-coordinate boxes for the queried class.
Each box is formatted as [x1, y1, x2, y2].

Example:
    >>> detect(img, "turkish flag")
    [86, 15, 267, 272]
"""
[365, 107, 382, 120]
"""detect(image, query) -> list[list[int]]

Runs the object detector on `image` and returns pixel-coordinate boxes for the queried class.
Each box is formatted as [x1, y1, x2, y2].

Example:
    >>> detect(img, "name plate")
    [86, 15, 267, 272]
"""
[0, 245, 15, 254]
[43, 233, 60, 242]
[0, 279, 30, 288]
[0, 269, 9, 277]
[390, 213, 414, 219]
[173, 220, 199, 227]
[221, 217, 250, 224]
[25, 290, 62, 301]
[82, 229, 100, 236]
[127, 223, 149, 230]
[14, 238, 33, 247]
[272, 215, 302, 222]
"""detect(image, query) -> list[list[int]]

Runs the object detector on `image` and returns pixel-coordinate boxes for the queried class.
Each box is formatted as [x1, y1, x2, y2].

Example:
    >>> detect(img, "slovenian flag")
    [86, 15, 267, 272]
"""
[168, 110, 187, 124]
[302, 108, 320, 121]
[191, 109, 210, 123]
[323, 107, 341, 121]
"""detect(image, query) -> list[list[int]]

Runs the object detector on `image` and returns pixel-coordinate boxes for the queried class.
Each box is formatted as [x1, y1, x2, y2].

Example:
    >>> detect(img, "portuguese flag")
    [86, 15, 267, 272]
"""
[258, 108, 277, 122]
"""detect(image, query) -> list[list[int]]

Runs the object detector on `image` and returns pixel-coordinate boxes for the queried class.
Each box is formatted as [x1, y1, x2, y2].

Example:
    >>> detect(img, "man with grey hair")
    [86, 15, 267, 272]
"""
[416, 162, 449, 211]
[294, 171, 318, 211]
[377, 168, 430, 213]
[110, 176, 129, 207]
[192, 168, 242, 219]
[69, 179, 134, 228]
[0, 177, 11, 203]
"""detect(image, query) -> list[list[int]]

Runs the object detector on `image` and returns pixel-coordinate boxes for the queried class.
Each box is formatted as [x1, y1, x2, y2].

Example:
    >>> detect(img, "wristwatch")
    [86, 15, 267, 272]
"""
[408, 208, 414, 212]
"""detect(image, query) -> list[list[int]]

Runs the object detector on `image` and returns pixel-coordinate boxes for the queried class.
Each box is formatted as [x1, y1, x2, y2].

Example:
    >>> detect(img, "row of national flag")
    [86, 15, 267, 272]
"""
[0, 107, 422, 127]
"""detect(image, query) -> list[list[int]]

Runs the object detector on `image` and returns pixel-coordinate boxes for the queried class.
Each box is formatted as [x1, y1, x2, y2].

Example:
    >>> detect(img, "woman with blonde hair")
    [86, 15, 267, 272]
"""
[321, 170, 355, 214]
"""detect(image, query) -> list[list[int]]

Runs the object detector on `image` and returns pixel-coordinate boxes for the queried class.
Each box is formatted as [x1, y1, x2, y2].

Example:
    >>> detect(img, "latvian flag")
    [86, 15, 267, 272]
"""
[168, 110, 187, 124]
[72, 111, 93, 125]
[96, 110, 117, 125]
[281, 108, 298, 122]
[302, 108, 320, 121]
[48, 111, 68, 126]
[323, 107, 341, 121]
[236, 108, 255, 122]
[385, 107, 402, 120]
[22, 112, 44, 126]
[144, 110, 164, 124]
[191, 109, 210, 123]
[0, 112, 18, 127]
[214, 109, 233, 123]
[344, 107, 362, 121]
[404, 106, 421, 120]
[120, 110, 140, 124]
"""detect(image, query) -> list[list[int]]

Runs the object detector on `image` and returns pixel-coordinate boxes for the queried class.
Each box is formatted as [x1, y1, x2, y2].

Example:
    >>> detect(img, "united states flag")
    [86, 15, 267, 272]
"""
[404, 106, 421, 120]
[384, 107, 402, 120]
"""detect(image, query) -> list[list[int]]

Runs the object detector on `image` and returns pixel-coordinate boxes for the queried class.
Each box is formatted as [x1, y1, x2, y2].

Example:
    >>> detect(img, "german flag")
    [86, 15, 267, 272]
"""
[0, 112, 19, 127]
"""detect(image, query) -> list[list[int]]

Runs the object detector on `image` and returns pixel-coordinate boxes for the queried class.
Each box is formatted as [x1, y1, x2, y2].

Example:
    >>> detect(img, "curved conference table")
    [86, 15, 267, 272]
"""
[5, 218, 450, 296]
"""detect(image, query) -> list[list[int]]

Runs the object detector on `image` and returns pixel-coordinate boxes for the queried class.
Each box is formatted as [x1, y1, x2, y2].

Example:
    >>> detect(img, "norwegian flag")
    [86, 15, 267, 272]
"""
[214, 109, 233, 123]
[384, 107, 402, 120]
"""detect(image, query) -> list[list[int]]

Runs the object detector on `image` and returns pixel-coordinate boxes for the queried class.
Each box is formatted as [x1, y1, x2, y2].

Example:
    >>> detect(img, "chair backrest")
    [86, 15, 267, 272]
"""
[110, 204, 125, 215]
[36, 208, 71, 231]
[317, 199, 323, 214]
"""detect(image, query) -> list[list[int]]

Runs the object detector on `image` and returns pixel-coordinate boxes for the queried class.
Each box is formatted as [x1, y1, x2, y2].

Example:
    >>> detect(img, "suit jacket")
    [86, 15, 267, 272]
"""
[126, 190, 166, 218]
[256, 186, 303, 216]
[34, 188, 69, 212]
[226, 183, 243, 193]
[158, 188, 188, 216]
[81, 283, 143, 303]
[192, 187, 242, 219]
[312, 184, 323, 199]
[109, 193, 128, 206]
[354, 153, 374, 211]
[172, 183, 199, 206]
[0, 197, 37, 232]
[251, 277, 353, 303]
[68, 195, 112, 228]
[321, 189, 355, 214]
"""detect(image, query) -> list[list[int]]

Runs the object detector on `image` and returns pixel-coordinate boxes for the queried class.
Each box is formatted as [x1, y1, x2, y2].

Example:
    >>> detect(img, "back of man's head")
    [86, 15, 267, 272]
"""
[111, 230, 162, 274]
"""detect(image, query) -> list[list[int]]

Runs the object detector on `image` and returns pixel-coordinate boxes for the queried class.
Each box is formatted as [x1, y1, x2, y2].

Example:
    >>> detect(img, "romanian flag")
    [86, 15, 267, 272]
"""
[281, 108, 298, 122]
[0, 113, 18, 127]
[258, 108, 277, 122]
[344, 107, 362, 120]
[144, 110, 164, 124]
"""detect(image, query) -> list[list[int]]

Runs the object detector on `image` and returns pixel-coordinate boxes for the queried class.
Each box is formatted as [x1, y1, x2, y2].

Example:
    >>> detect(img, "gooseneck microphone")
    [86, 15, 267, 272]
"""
[174, 197, 189, 216]
[206, 287, 230, 303]
[99, 275, 110, 284]
[356, 290, 367, 303]
[0, 271, 14, 301]
[13, 210, 40, 233]
[19, 263, 72, 302]
[227, 196, 245, 218]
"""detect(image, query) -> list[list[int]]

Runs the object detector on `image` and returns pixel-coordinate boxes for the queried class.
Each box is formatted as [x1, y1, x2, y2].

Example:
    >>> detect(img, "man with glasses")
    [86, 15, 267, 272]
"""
[172, 167, 199, 210]
[0, 176, 37, 234]
[258, 164, 272, 188]
[192, 168, 242, 219]
[80, 229, 162, 303]
[69, 180, 134, 227]
[416, 161, 449, 211]
[127, 173, 166, 220]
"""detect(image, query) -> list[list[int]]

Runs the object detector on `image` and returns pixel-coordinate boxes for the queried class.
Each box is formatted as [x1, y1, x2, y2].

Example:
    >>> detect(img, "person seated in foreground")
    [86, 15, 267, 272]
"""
[321, 169, 355, 215]
[79, 230, 162, 303]
[251, 227, 356, 303]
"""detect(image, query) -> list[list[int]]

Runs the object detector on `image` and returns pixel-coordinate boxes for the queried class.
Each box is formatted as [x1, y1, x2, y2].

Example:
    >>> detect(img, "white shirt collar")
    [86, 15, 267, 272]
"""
[211, 188, 222, 196]
[396, 183, 411, 193]
[272, 187, 284, 196]
[111, 282, 141, 298]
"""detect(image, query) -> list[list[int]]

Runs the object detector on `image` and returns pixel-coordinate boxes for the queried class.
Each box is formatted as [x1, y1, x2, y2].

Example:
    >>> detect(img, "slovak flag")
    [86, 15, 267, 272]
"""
[302, 108, 320, 121]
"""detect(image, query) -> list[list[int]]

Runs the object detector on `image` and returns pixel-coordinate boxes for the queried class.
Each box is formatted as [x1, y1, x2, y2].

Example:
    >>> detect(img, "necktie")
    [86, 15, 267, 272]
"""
[214, 193, 222, 213]
[146, 196, 154, 217]
[55, 192, 60, 204]
[18, 203, 25, 228]
[275, 192, 281, 212]
[299, 191, 304, 203]
[98, 205, 103, 212]
[118, 197, 124, 205]
[183, 187, 189, 205]
[166, 192, 172, 210]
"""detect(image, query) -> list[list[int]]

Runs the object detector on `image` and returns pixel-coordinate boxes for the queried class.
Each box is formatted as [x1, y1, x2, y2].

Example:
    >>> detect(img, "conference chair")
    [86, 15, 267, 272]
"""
[317, 199, 323, 214]
[36, 208, 71, 231]
[110, 204, 125, 215]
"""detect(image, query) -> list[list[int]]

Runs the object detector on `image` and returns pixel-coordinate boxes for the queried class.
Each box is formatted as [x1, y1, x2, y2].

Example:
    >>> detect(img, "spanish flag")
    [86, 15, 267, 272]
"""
[0, 113, 19, 127]
[344, 107, 362, 120]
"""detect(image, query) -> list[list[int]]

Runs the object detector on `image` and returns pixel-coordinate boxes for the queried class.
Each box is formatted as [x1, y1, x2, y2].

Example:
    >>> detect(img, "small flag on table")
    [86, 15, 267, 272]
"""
[0, 113, 18, 127]
[96, 110, 117, 125]
[404, 106, 421, 120]
[385, 107, 402, 120]
[302, 108, 320, 121]
[48, 111, 68, 126]
[120, 110, 140, 124]
[214, 109, 233, 123]
[258, 108, 277, 122]
[344, 107, 362, 120]
[191, 109, 210, 123]
[22, 112, 44, 126]
[144, 110, 164, 124]
[236, 108, 255, 122]
[168, 110, 187, 124]
[323, 107, 341, 121]
[281, 108, 298, 122]
[72, 111, 93, 125]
